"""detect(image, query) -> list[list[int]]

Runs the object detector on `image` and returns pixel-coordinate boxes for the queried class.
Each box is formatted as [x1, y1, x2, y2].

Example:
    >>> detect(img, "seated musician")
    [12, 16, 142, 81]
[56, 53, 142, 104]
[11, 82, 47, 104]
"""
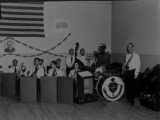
[40, 59, 46, 76]
[28, 58, 44, 78]
[78, 48, 91, 69]
[94, 62, 107, 79]
[56, 58, 64, 76]
[65, 49, 75, 76]
[28, 58, 44, 101]
[69, 62, 80, 97]
[69, 62, 80, 80]
[8, 59, 19, 73]
[48, 60, 63, 77]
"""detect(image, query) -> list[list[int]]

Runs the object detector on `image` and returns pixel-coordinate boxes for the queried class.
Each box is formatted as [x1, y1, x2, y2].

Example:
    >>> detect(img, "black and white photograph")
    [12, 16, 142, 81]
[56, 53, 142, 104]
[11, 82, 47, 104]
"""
[0, 0, 159, 120]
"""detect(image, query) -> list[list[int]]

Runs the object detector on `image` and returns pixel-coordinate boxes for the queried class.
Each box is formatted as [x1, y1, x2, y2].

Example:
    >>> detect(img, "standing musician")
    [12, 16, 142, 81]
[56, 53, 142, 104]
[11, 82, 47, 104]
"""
[65, 49, 75, 77]
[9, 59, 22, 99]
[122, 43, 141, 106]
[28, 58, 45, 101]
[48, 60, 63, 77]
[78, 48, 91, 69]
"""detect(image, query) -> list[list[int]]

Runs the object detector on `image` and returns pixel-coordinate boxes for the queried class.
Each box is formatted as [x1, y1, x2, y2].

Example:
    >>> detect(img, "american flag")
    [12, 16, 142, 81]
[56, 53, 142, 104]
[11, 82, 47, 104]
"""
[0, 2, 45, 37]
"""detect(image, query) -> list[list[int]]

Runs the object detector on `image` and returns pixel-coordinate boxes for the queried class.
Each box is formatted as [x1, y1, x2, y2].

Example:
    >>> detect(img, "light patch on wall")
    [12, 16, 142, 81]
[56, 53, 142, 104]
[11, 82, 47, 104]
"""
[53, 18, 71, 33]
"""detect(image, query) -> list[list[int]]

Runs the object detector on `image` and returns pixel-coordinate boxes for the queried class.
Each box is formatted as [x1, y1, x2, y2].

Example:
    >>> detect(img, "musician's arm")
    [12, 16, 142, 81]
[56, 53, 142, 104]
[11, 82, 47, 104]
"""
[95, 67, 101, 73]
[8, 67, 12, 73]
[48, 69, 52, 76]
[135, 54, 141, 76]
[28, 67, 33, 76]
[65, 57, 71, 68]
[37, 67, 44, 78]
[92, 55, 96, 66]
[57, 69, 63, 76]
[68, 70, 73, 77]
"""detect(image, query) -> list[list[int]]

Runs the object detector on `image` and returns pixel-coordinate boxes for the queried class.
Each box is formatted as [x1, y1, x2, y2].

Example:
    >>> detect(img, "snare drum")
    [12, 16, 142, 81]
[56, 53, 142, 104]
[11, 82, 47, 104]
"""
[96, 76, 125, 101]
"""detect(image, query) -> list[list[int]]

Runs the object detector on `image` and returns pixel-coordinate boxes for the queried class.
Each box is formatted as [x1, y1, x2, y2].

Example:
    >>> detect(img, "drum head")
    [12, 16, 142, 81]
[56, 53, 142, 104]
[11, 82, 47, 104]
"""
[102, 76, 124, 101]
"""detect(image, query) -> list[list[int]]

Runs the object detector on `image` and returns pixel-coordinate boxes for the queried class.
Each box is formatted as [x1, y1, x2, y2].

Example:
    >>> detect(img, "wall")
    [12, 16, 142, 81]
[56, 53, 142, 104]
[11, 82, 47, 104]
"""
[0, 1, 112, 72]
[112, 0, 160, 72]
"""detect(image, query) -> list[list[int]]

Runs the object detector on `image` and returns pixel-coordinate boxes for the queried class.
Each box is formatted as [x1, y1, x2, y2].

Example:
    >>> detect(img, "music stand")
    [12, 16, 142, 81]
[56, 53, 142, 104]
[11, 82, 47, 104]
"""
[85, 54, 94, 67]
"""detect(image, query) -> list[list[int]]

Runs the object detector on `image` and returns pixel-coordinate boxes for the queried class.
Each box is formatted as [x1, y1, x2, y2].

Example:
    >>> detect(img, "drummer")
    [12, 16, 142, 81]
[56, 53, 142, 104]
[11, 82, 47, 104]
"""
[94, 62, 107, 79]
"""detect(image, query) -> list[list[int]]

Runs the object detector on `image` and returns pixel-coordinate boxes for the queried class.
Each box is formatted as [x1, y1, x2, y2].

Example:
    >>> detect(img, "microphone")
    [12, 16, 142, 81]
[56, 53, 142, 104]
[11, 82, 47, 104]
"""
[8, 65, 11, 68]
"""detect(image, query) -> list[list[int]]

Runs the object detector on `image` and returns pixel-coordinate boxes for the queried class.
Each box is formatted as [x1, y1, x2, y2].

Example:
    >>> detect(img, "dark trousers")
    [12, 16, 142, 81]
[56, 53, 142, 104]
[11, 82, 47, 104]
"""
[37, 78, 41, 102]
[15, 77, 20, 97]
[73, 79, 77, 99]
[66, 67, 73, 77]
[124, 69, 136, 104]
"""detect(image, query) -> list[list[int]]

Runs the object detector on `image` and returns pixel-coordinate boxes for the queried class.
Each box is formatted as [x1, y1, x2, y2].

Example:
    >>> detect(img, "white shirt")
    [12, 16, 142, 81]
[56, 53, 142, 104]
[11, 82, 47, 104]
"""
[28, 65, 44, 78]
[65, 55, 75, 68]
[48, 68, 63, 77]
[123, 52, 141, 75]
[95, 67, 104, 73]
[57, 65, 64, 76]
[8, 66, 19, 73]
[78, 54, 91, 66]
[69, 69, 80, 78]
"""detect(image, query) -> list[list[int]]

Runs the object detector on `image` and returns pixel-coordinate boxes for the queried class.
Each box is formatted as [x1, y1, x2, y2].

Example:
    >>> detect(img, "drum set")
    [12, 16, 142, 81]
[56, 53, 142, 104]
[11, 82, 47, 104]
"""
[94, 70, 125, 102]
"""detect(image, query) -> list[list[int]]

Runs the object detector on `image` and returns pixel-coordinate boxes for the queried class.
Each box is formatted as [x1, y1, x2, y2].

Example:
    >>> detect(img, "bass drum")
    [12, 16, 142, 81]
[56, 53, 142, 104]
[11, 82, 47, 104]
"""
[96, 76, 125, 101]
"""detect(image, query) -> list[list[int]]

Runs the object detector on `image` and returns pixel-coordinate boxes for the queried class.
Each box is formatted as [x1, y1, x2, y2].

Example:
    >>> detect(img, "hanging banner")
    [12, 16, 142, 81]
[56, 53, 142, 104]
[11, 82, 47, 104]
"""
[53, 18, 71, 33]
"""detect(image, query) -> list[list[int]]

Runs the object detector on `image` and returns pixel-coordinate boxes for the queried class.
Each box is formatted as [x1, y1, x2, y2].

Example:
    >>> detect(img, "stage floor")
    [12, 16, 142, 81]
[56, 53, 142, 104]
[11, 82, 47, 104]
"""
[0, 95, 160, 120]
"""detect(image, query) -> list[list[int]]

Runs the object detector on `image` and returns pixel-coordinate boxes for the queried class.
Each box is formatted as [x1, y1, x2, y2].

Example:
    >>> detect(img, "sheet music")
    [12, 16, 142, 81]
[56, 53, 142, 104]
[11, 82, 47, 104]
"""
[85, 54, 94, 60]
[78, 71, 93, 77]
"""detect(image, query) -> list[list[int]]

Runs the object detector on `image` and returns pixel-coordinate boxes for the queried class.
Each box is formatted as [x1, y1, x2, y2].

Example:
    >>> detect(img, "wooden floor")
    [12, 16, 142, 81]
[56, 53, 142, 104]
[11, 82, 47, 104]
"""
[0, 95, 160, 120]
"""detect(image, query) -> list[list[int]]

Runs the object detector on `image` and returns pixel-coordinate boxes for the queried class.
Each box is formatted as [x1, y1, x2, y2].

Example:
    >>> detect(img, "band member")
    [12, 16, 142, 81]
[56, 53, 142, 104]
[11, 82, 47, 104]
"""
[122, 43, 141, 105]
[65, 49, 75, 76]
[78, 48, 91, 68]
[94, 62, 107, 79]
[40, 59, 46, 76]
[28, 58, 44, 78]
[28, 58, 44, 101]
[48, 60, 63, 77]
[9, 59, 21, 99]
[69, 62, 80, 79]
[69, 62, 80, 98]
[9, 59, 19, 73]
[56, 58, 64, 75]
[95, 62, 107, 74]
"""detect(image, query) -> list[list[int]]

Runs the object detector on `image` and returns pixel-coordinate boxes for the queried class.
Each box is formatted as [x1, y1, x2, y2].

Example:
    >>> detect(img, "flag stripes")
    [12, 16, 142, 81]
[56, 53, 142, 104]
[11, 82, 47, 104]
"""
[0, 2, 45, 37]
